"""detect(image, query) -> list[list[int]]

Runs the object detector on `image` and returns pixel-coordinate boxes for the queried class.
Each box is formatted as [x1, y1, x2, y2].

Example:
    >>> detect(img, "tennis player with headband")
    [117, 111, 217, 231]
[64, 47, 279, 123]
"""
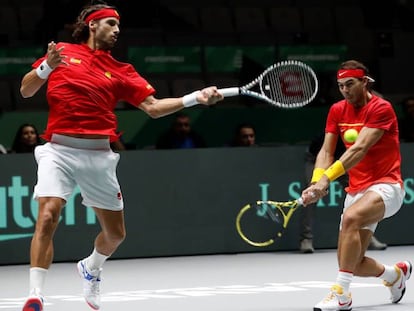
[20, 2, 223, 311]
[301, 60, 410, 311]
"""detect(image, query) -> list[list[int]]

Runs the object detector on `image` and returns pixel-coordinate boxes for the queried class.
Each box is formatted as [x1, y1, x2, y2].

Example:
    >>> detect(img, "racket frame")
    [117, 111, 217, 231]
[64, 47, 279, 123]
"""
[236, 198, 303, 247]
[219, 60, 318, 108]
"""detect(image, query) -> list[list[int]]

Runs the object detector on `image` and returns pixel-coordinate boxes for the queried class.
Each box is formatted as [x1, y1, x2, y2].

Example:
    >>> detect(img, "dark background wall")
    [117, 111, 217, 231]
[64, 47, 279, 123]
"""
[1, 0, 413, 149]
[1, 144, 414, 265]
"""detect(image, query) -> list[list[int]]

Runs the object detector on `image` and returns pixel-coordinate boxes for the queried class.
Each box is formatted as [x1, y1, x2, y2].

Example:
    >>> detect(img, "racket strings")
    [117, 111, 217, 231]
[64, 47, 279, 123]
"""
[262, 63, 318, 108]
[236, 200, 299, 247]
[259, 200, 298, 209]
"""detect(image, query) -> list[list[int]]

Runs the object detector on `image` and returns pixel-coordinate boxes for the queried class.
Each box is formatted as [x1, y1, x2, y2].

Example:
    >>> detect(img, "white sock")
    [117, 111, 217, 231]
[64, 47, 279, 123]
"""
[379, 264, 399, 284]
[29, 267, 48, 295]
[85, 248, 109, 272]
[336, 270, 353, 293]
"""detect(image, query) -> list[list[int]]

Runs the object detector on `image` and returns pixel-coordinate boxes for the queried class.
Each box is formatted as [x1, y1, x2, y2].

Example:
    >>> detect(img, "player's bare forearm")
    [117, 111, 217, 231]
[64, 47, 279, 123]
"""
[20, 69, 47, 98]
[139, 97, 186, 118]
[140, 86, 223, 118]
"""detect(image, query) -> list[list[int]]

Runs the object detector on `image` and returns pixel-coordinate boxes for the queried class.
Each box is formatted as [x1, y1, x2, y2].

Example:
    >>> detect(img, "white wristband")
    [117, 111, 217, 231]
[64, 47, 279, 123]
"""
[182, 91, 200, 107]
[35, 59, 53, 80]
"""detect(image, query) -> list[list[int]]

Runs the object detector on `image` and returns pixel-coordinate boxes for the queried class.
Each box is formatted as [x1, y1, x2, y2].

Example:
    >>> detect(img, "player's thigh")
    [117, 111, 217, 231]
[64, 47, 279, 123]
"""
[342, 191, 384, 231]
[34, 143, 77, 201]
[76, 149, 123, 210]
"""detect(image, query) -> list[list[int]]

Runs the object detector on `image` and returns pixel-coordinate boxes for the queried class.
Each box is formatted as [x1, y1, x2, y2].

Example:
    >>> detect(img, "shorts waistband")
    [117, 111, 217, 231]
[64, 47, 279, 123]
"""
[51, 134, 110, 150]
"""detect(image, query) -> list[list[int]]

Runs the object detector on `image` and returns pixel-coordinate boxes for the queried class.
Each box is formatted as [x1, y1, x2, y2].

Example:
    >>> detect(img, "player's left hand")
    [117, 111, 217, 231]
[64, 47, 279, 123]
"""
[46, 41, 68, 68]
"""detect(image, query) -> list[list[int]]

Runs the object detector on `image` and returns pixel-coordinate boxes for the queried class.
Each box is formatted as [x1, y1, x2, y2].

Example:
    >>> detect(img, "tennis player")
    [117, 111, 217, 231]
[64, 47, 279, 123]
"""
[302, 60, 411, 311]
[20, 3, 223, 311]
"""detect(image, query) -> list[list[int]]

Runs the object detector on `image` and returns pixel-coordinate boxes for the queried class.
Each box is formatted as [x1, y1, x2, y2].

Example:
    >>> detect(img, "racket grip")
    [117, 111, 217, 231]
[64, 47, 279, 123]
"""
[298, 192, 316, 205]
[217, 87, 240, 97]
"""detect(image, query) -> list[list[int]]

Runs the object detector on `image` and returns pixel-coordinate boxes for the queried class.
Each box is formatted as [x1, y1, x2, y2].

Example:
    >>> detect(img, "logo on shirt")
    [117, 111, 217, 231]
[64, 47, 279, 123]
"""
[105, 71, 112, 79]
[70, 57, 82, 64]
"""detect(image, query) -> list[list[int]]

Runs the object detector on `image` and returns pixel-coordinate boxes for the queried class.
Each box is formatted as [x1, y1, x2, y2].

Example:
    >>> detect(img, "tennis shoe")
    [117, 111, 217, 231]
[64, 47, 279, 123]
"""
[77, 259, 102, 310]
[22, 291, 44, 311]
[300, 238, 314, 253]
[313, 284, 352, 311]
[384, 260, 412, 303]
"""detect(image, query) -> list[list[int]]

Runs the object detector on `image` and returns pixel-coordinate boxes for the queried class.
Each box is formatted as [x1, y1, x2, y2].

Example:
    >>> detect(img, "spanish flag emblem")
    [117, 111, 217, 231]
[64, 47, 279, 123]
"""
[70, 58, 82, 64]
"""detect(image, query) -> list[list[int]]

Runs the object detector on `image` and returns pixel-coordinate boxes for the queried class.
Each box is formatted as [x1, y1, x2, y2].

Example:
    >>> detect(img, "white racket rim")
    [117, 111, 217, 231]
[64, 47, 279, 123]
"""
[241, 60, 319, 109]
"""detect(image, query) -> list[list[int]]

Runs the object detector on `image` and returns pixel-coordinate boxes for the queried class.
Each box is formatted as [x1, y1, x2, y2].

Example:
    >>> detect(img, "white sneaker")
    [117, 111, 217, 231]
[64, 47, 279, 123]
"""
[22, 289, 44, 311]
[314, 284, 352, 311]
[384, 261, 412, 303]
[77, 259, 102, 310]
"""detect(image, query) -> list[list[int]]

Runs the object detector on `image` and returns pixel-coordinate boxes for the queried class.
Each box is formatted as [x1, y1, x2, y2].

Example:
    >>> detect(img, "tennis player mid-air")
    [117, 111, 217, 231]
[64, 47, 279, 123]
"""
[19, 2, 223, 311]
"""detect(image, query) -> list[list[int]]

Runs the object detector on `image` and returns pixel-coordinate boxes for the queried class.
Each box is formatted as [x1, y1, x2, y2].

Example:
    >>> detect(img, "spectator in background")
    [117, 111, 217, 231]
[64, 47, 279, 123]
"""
[156, 112, 206, 149]
[398, 96, 414, 142]
[110, 131, 137, 152]
[110, 138, 126, 152]
[300, 132, 387, 253]
[229, 123, 258, 147]
[10, 123, 43, 153]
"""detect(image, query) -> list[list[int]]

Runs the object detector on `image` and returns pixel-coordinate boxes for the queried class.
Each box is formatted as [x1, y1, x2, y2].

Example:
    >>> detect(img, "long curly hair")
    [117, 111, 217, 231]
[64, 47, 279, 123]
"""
[71, 1, 117, 43]
[11, 123, 42, 153]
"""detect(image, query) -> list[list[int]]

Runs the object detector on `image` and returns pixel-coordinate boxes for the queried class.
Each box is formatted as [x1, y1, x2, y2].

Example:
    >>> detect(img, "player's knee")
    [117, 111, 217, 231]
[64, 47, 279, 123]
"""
[106, 228, 126, 244]
[341, 212, 361, 231]
[36, 212, 59, 237]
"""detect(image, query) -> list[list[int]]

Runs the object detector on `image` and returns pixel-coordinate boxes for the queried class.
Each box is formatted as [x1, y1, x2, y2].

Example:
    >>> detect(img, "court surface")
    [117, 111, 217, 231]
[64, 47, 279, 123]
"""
[1, 245, 414, 310]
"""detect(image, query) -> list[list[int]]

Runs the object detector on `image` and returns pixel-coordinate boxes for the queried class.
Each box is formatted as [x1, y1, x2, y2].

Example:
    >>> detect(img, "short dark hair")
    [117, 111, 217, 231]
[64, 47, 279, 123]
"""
[339, 60, 370, 76]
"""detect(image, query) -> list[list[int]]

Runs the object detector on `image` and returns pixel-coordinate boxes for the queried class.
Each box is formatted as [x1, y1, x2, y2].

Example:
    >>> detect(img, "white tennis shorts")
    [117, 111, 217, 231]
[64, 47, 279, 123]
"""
[340, 183, 405, 232]
[33, 134, 124, 211]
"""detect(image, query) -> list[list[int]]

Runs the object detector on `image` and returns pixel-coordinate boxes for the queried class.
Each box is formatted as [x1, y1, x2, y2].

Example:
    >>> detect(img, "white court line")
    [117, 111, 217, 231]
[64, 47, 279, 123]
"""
[0, 281, 383, 308]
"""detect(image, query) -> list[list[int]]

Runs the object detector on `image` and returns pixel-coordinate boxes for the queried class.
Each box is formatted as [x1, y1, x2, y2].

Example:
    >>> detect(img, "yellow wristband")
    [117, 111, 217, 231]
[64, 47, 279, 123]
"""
[311, 168, 325, 183]
[324, 160, 346, 181]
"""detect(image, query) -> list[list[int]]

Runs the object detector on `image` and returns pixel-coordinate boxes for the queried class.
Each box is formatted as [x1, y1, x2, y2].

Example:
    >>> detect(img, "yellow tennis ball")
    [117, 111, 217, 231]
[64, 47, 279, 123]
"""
[344, 129, 358, 143]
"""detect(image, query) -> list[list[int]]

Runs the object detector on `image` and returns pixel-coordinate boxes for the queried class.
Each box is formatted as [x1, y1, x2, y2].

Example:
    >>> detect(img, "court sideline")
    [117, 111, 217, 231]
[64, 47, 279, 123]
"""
[1, 245, 413, 310]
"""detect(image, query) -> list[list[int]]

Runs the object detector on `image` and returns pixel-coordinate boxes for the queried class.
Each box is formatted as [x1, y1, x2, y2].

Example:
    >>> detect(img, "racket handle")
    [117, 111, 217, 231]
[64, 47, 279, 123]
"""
[297, 192, 316, 205]
[217, 87, 240, 97]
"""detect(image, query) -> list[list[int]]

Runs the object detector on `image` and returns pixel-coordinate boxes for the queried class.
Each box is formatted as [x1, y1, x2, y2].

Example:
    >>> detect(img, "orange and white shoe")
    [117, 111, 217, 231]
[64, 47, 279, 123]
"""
[384, 261, 412, 303]
[313, 284, 352, 311]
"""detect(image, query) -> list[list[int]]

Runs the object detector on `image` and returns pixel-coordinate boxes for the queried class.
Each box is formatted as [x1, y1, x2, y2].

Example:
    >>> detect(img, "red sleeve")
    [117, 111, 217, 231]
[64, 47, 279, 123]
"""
[366, 101, 394, 131]
[32, 56, 46, 69]
[120, 64, 156, 107]
[325, 102, 342, 134]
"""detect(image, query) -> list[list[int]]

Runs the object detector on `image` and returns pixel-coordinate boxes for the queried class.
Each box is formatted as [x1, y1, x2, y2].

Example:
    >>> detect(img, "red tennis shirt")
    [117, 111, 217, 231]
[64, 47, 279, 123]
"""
[32, 42, 155, 142]
[325, 94, 403, 194]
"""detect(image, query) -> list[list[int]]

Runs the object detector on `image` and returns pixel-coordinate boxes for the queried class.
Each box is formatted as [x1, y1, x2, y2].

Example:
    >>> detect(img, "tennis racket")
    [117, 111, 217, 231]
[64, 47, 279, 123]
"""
[236, 197, 304, 247]
[218, 60, 318, 108]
